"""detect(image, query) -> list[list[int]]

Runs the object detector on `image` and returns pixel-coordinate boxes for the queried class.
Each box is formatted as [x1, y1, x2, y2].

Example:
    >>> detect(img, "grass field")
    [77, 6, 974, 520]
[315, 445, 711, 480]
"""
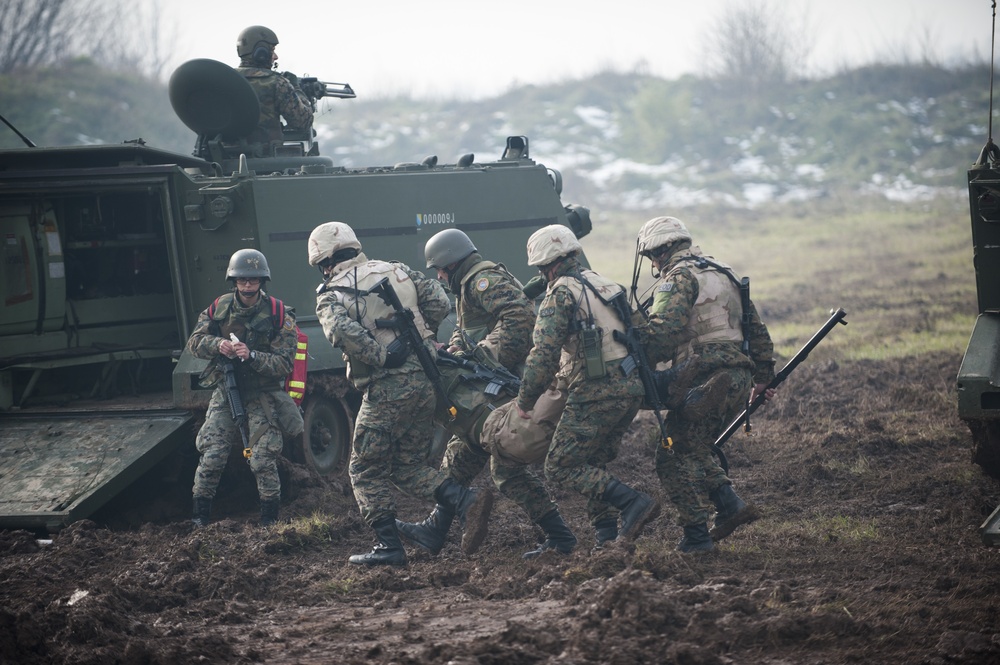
[578, 195, 978, 363]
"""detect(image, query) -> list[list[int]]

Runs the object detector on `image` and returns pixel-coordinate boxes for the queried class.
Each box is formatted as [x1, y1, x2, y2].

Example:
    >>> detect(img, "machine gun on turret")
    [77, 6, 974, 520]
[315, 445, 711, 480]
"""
[281, 72, 356, 110]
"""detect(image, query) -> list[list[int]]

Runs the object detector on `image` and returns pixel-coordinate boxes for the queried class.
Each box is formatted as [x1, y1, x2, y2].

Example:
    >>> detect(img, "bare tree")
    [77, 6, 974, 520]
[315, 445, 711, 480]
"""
[0, 0, 174, 79]
[700, 0, 812, 93]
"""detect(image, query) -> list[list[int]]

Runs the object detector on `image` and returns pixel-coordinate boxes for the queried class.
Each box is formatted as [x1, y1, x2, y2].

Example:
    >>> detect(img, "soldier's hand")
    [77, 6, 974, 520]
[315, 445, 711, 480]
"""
[219, 339, 236, 358]
[751, 383, 776, 403]
[232, 341, 251, 361]
[281, 70, 299, 87]
[516, 405, 532, 420]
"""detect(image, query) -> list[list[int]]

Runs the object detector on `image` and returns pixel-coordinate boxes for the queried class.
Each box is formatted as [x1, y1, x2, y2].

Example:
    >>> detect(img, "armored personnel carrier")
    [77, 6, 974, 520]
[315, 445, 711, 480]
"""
[0, 59, 591, 531]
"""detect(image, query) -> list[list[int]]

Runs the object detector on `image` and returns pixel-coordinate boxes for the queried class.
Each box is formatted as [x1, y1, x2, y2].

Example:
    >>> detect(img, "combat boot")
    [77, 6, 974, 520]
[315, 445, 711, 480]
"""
[678, 522, 715, 553]
[260, 498, 280, 527]
[523, 510, 577, 559]
[349, 516, 408, 566]
[435, 478, 494, 555]
[592, 517, 619, 551]
[192, 496, 212, 528]
[601, 479, 661, 541]
[709, 483, 760, 542]
[396, 504, 455, 555]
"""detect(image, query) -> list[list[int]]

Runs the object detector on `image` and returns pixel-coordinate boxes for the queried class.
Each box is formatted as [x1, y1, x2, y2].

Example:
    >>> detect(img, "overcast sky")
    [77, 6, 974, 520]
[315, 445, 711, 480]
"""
[164, 0, 992, 99]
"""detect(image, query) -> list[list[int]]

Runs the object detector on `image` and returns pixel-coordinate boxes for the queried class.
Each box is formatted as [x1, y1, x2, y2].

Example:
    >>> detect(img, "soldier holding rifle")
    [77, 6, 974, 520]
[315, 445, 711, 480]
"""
[635, 216, 776, 553]
[309, 222, 494, 567]
[188, 249, 303, 528]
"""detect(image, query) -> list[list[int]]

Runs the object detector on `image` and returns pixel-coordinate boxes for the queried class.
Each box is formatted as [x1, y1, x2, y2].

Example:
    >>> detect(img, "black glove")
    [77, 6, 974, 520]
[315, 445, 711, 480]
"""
[281, 71, 299, 87]
[382, 337, 410, 369]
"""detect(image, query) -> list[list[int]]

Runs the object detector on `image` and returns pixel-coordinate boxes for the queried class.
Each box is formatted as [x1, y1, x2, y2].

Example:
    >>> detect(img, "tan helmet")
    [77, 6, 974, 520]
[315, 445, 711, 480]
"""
[526, 224, 582, 267]
[637, 216, 692, 256]
[308, 222, 362, 266]
[237, 25, 279, 58]
[425, 228, 476, 269]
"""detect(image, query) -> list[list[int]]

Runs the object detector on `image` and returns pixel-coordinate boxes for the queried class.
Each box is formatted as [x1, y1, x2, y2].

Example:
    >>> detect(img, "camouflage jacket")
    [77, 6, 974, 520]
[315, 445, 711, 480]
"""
[236, 65, 314, 143]
[517, 256, 642, 411]
[316, 258, 450, 385]
[186, 290, 297, 396]
[642, 246, 775, 385]
[446, 253, 535, 370]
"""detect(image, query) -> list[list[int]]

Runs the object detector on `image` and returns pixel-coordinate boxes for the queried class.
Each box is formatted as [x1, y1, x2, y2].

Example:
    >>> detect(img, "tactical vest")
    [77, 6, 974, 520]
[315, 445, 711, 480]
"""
[667, 250, 743, 361]
[457, 260, 523, 344]
[208, 292, 280, 393]
[325, 255, 430, 380]
[550, 270, 629, 382]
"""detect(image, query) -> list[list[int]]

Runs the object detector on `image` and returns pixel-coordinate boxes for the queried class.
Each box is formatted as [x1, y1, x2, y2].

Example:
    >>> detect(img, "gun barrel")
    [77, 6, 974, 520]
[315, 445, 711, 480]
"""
[714, 308, 848, 450]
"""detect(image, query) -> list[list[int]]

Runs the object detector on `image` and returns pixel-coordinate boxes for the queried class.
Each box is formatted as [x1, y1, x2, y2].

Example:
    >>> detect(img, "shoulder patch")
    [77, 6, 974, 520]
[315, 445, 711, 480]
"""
[538, 306, 556, 318]
[475, 276, 491, 292]
[657, 282, 675, 293]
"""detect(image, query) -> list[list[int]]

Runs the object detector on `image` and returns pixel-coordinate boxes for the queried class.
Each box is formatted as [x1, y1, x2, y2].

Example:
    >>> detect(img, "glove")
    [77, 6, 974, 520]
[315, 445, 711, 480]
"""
[382, 337, 410, 369]
[281, 71, 299, 87]
[523, 275, 547, 299]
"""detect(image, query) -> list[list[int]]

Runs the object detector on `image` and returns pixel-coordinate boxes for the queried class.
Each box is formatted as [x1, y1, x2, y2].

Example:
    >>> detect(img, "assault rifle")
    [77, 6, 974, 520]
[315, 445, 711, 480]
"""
[605, 290, 672, 451]
[282, 71, 356, 108]
[436, 349, 521, 397]
[370, 277, 458, 420]
[714, 307, 849, 458]
[220, 355, 252, 461]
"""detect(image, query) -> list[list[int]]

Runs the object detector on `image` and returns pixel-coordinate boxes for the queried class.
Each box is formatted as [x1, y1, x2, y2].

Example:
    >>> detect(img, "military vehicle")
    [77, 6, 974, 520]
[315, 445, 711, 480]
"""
[961, 135, 1000, 545]
[0, 59, 592, 532]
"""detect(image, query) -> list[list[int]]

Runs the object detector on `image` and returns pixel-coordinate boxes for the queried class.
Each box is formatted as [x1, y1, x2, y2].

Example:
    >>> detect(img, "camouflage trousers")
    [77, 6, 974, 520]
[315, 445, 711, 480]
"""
[443, 434, 557, 523]
[350, 373, 451, 526]
[654, 366, 753, 526]
[544, 393, 642, 526]
[193, 388, 284, 501]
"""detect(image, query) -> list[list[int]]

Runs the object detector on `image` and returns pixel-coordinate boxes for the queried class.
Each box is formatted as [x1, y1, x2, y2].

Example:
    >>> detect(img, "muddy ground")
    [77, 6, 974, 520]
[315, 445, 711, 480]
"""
[1, 350, 999, 664]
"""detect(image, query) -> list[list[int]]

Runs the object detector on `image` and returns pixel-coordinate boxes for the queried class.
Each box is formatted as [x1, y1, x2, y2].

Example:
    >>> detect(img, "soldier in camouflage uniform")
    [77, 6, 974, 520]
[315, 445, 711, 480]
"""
[636, 216, 776, 553]
[309, 222, 494, 566]
[189, 249, 303, 528]
[398, 228, 577, 559]
[515, 225, 661, 547]
[235, 26, 314, 146]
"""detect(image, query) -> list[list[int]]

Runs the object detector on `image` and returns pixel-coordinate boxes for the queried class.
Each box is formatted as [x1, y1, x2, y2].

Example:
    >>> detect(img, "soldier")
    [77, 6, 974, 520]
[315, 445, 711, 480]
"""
[309, 222, 494, 566]
[636, 215, 776, 553]
[189, 249, 303, 527]
[515, 224, 661, 548]
[398, 228, 577, 559]
[235, 25, 314, 146]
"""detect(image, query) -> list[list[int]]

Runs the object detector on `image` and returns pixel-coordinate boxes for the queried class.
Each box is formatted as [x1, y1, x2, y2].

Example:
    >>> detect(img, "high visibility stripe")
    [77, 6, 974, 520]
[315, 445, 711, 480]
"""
[295, 353, 306, 360]
[288, 381, 306, 389]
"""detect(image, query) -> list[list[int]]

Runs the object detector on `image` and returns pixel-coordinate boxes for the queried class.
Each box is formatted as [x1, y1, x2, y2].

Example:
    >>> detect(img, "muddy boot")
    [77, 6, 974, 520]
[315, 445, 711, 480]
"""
[349, 516, 408, 566]
[592, 517, 619, 551]
[192, 496, 212, 528]
[260, 498, 280, 527]
[523, 510, 577, 559]
[709, 483, 759, 542]
[601, 479, 661, 541]
[436, 478, 494, 555]
[678, 522, 715, 553]
[396, 504, 455, 555]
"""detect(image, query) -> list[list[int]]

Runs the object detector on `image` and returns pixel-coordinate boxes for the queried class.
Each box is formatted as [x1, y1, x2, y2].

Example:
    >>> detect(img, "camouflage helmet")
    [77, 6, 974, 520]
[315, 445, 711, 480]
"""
[237, 25, 279, 58]
[308, 221, 362, 266]
[227, 248, 271, 281]
[425, 228, 476, 269]
[637, 216, 692, 257]
[526, 224, 582, 267]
